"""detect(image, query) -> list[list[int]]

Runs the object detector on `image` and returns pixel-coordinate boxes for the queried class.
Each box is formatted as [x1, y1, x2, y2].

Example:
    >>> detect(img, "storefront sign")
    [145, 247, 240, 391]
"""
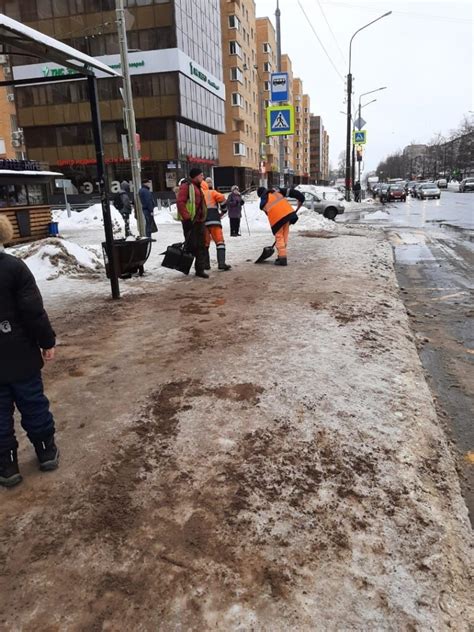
[14, 49, 225, 100]
[165, 172, 177, 188]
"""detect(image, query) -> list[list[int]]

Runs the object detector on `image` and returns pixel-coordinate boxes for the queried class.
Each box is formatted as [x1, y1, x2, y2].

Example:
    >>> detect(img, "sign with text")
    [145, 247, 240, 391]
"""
[266, 105, 295, 136]
[270, 72, 289, 102]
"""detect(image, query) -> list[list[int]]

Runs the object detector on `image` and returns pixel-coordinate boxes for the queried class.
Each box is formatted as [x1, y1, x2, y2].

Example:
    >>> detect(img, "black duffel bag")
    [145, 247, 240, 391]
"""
[161, 242, 194, 275]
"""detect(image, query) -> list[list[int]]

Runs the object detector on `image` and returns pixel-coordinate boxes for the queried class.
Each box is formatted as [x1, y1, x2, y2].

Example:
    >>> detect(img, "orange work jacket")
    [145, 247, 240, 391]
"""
[263, 191, 297, 235]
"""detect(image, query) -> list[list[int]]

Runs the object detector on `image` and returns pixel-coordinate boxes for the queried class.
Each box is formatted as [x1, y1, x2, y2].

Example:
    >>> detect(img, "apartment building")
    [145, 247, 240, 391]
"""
[0, 58, 24, 159]
[256, 16, 278, 186]
[310, 114, 329, 185]
[293, 79, 310, 184]
[216, 0, 259, 190]
[5, 0, 225, 193]
[281, 54, 294, 184]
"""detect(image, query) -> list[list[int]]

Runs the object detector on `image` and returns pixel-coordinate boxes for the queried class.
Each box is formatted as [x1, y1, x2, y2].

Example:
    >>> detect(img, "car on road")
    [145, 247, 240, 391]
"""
[459, 177, 474, 192]
[436, 178, 448, 189]
[406, 181, 417, 195]
[289, 191, 345, 220]
[387, 184, 406, 202]
[410, 182, 421, 197]
[417, 183, 441, 199]
[378, 184, 390, 203]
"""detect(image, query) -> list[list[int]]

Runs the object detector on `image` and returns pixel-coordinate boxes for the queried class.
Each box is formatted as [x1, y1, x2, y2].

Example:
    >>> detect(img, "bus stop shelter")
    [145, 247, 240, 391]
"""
[0, 13, 122, 298]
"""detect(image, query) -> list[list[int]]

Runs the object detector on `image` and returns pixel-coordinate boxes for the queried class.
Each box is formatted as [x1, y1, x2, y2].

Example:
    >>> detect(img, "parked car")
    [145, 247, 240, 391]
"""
[436, 178, 447, 189]
[289, 191, 345, 220]
[387, 184, 407, 202]
[378, 184, 390, 203]
[417, 183, 441, 199]
[459, 177, 474, 192]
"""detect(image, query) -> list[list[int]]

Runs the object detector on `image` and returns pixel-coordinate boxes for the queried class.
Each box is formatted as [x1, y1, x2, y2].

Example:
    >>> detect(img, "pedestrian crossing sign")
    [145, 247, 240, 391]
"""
[267, 105, 295, 136]
[353, 130, 367, 144]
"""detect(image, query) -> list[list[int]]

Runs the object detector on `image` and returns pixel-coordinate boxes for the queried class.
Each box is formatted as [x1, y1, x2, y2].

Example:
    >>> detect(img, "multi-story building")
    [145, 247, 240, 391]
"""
[5, 0, 226, 194]
[293, 80, 310, 184]
[0, 58, 24, 159]
[256, 16, 278, 186]
[310, 114, 329, 185]
[281, 54, 294, 184]
[216, 0, 259, 190]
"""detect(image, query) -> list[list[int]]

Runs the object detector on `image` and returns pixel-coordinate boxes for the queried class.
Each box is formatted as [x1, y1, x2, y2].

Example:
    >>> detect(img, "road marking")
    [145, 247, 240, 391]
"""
[431, 291, 469, 302]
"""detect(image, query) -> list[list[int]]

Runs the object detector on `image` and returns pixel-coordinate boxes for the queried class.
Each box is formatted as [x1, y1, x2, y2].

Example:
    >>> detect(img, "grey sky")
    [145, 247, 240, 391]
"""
[255, 0, 473, 172]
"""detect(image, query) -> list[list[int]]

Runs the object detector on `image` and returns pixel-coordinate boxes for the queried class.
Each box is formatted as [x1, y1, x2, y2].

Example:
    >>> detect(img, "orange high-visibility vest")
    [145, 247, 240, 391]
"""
[204, 188, 226, 209]
[264, 191, 296, 235]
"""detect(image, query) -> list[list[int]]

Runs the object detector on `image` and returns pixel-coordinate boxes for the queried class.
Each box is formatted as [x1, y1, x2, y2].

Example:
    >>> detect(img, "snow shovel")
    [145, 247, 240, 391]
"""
[255, 241, 276, 264]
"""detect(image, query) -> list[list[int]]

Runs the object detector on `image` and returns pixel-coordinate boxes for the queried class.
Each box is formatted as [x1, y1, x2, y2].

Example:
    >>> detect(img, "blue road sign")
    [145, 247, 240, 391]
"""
[353, 130, 367, 144]
[270, 72, 289, 102]
[267, 105, 295, 136]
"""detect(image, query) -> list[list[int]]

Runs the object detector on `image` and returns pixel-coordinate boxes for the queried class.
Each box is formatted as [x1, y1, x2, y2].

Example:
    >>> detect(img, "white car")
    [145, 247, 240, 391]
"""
[417, 183, 441, 199]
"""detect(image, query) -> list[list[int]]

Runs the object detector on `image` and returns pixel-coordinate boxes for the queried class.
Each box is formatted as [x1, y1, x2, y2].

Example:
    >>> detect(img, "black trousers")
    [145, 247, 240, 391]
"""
[183, 222, 207, 273]
[230, 217, 241, 236]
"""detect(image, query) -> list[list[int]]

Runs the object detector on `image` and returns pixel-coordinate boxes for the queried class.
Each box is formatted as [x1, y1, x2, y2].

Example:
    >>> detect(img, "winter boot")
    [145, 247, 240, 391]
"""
[274, 257, 288, 266]
[217, 248, 232, 271]
[0, 449, 22, 488]
[204, 247, 211, 270]
[195, 270, 210, 279]
[34, 436, 59, 472]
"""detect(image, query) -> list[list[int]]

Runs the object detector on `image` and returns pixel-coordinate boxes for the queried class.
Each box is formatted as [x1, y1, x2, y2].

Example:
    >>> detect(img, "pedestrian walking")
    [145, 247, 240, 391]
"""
[139, 179, 156, 241]
[0, 216, 59, 488]
[203, 177, 231, 271]
[113, 180, 133, 237]
[257, 186, 305, 266]
[176, 168, 209, 278]
[227, 185, 244, 236]
[353, 180, 361, 202]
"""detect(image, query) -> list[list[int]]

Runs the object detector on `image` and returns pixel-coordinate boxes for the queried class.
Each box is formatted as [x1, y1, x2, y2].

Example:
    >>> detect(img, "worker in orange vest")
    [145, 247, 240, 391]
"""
[257, 186, 305, 266]
[203, 177, 231, 271]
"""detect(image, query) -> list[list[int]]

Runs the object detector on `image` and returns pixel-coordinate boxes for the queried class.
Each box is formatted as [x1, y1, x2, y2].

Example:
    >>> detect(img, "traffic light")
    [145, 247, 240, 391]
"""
[356, 145, 363, 162]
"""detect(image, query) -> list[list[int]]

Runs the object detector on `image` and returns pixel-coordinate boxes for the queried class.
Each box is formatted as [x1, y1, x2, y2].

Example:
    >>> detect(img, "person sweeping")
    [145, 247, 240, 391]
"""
[257, 186, 305, 266]
[203, 177, 231, 271]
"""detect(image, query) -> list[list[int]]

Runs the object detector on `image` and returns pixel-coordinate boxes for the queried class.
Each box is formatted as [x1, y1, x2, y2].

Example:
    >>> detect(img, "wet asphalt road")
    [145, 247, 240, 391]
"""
[345, 190, 474, 524]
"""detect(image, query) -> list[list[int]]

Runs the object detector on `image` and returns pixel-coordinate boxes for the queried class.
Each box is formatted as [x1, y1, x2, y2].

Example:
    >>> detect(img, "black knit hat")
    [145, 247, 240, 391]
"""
[189, 168, 203, 179]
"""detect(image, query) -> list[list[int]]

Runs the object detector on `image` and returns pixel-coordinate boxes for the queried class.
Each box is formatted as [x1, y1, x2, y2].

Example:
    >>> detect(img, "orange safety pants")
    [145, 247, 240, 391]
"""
[205, 225, 225, 249]
[274, 222, 290, 258]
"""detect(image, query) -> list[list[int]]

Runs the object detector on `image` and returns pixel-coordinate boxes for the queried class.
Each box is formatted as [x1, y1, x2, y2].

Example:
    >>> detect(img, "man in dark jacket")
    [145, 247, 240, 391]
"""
[0, 216, 59, 487]
[176, 168, 208, 278]
[114, 180, 133, 237]
[139, 179, 156, 241]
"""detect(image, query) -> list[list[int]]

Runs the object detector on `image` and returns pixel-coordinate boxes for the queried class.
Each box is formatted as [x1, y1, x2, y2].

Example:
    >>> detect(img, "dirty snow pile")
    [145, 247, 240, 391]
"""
[14, 238, 103, 281]
[364, 209, 391, 220]
[295, 207, 338, 232]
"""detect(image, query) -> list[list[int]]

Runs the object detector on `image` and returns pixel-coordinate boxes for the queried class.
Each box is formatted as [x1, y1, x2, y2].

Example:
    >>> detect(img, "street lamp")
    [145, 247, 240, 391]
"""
[345, 12, 391, 201]
[353, 86, 387, 184]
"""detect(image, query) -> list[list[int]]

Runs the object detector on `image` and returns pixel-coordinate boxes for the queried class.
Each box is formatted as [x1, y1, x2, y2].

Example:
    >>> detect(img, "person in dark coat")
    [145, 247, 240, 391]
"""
[227, 185, 244, 236]
[113, 180, 133, 237]
[176, 168, 209, 278]
[139, 179, 156, 241]
[0, 216, 59, 487]
[353, 180, 361, 202]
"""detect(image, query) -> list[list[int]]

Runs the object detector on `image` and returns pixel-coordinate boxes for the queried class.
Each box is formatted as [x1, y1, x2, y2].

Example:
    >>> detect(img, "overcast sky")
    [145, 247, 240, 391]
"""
[255, 0, 473, 172]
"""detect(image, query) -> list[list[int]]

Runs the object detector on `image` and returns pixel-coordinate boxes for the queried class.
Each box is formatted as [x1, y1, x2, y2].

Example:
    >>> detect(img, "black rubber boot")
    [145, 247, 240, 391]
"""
[34, 436, 59, 472]
[195, 270, 210, 279]
[0, 449, 22, 488]
[204, 247, 211, 270]
[274, 257, 288, 266]
[217, 248, 231, 271]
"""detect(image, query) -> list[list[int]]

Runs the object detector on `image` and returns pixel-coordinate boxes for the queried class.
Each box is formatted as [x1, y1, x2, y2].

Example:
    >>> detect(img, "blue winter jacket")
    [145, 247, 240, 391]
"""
[139, 186, 155, 213]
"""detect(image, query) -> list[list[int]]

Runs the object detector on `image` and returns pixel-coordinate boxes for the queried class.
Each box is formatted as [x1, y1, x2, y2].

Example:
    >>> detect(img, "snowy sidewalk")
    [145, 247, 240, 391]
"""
[0, 218, 472, 630]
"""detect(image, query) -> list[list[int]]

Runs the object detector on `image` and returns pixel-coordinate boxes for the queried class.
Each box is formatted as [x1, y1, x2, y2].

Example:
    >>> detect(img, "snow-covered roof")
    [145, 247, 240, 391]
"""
[0, 13, 121, 78]
[0, 170, 64, 177]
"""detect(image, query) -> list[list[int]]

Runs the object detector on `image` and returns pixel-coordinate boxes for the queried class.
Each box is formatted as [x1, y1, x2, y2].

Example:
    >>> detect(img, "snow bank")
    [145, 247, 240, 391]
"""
[364, 209, 390, 220]
[295, 208, 338, 232]
[15, 238, 103, 281]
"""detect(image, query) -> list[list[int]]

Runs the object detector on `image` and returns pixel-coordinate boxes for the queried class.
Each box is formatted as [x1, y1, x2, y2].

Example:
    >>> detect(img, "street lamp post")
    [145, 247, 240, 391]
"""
[354, 86, 387, 183]
[345, 12, 391, 201]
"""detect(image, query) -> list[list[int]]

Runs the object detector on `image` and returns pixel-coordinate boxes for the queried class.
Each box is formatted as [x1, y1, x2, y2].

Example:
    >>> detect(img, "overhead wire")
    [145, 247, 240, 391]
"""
[314, 0, 346, 65]
[319, 2, 473, 24]
[297, 0, 345, 81]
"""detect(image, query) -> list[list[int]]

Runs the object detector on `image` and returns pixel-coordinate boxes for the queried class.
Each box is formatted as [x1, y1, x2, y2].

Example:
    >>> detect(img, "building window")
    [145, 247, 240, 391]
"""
[229, 14, 240, 30]
[263, 62, 272, 72]
[231, 92, 243, 107]
[264, 81, 270, 91]
[263, 43, 272, 54]
[229, 41, 242, 57]
[234, 142, 246, 156]
[230, 67, 243, 83]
